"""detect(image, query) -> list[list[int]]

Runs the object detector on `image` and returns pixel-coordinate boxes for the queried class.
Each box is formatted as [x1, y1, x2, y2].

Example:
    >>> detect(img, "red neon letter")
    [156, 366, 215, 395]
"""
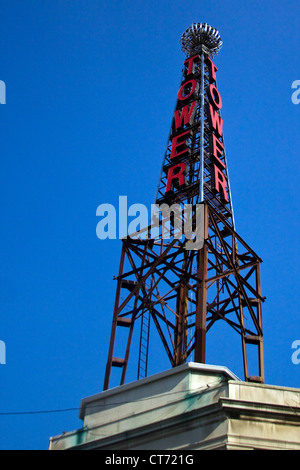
[166, 163, 187, 193]
[210, 134, 225, 169]
[173, 101, 197, 130]
[211, 164, 228, 202]
[208, 83, 222, 109]
[208, 104, 223, 137]
[170, 129, 191, 160]
[206, 57, 218, 82]
[184, 55, 200, 75]
[177, 79, 199, 101]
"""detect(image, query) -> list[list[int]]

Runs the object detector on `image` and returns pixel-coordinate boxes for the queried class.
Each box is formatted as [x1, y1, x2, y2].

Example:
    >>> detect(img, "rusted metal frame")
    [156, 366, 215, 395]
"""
[209, 212, 262, 336]
[117, 241, 187, 288]
[150, 308, 175, 366]
[124, 243, 149, 300]
[207, 254, 261, 334]
[206, 295, 230, 312]
[237, 279, 249, 381]
[174, 249, 191, 365]
[225, 264, 261, 306]
[206, 296, 233, 328]
[119, 243, 151, 385]
[114, 237, 180, 321]
[116, 308, 136, 319]
[103, 243, 127, 390]
[203, 189, 233, 222]
[178, 312, 196, 359]
[128, 243, 196, 312]
[115, 237, 181, 280]
[206, 259, 258, 284]
[205, 241, 226, 307]
[151, 276, 176, 324]
[151, 285, 177, 306]
[208, 203, 262, 262]
[228, 274, 262, 332]
[188, 305, 256, 337]
[137, 308, 150, 380]
[174, 283, 189, 365]
[254, 263, 264, 381]
[122, 246, 184, 326]
[205, 276, 227, 310]
[145, 241, 198, 283]
[207, 265, 258, 326]
[145, 263, 180, 292]
[194, 203, 209, 363]
[128, 280, 177, 330]
[152, 256, 192, 283]
[187, 289, 198, 305]
[186, 337, 196, 359]
[208, 224, 237, 258]
[149, 303, 176, 331]
[142, 250, 186, 300]
[206, 278, 221, 290]
[105, 241, 149, 388]
[207, 307, 246, 335]
[152, 291, 183, 321]
[114, 255, 150, 321]
[137, 238, 194, 365]
[185, 328, 197, 355]
[206, 273, 257, 338]
[206, 309, 256, 338]
[120, 278, 141, 385]
[206, 236, 265, 307]
[157, 291, 178, 303]
[182, 282, 198, 301]
[114, 246, 167, 282]
[126, 222, 151, 241]
[155, 295, 178, 317]
[152, 284, 176, 352]
[137, 257, 156, 380]
[206, 276, 239, 330]
[130, 288, 175, 331]
[118, 243, 181, 371]
[211, 271, 258, 321]
[206, 253, 223, 276]
[206, 240, 233, 271]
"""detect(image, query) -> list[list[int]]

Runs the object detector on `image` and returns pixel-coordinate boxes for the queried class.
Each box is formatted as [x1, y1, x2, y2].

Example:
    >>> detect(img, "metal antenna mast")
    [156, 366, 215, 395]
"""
[103, 23, 264, 391]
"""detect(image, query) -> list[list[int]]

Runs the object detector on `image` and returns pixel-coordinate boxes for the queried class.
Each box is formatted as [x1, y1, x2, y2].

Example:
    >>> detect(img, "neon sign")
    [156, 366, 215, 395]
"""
[165, 54, 228, 203]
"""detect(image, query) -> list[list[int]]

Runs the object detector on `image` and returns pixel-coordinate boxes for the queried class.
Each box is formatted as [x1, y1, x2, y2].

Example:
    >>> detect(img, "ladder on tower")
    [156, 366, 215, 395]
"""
[137, 309, 151, 380]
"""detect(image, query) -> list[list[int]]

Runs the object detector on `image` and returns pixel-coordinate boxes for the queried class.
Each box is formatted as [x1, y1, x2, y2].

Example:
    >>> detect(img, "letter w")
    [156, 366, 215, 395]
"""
[173, 101, 197, 130]
[209, 104, 223, 137]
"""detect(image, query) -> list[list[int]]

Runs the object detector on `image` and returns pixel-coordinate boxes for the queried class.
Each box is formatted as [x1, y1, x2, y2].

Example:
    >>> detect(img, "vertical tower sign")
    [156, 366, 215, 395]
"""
[155, 23, 234, 226]
[165, 53, 227, 202]
[103, 23, 265, 391]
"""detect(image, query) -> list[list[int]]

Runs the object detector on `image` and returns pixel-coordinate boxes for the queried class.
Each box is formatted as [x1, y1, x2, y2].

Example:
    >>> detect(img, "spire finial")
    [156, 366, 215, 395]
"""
[181, 23, 223, 57]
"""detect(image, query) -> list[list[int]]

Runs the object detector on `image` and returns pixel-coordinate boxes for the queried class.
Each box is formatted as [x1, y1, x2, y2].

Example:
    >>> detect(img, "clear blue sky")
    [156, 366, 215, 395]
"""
[1, 0, 300, 450]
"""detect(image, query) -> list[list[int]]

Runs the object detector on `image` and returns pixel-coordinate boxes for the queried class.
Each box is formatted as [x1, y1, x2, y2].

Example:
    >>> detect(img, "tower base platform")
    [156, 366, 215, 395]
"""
[49, 363, 300, 450]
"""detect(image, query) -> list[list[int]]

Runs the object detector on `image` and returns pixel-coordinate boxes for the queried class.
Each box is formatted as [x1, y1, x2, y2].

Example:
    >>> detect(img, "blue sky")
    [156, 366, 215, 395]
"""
[1, 0, 300, 450]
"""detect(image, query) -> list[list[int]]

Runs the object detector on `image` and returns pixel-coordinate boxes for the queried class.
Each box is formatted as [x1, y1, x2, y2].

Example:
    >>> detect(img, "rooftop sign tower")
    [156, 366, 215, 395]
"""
[103, 23, 265, 390]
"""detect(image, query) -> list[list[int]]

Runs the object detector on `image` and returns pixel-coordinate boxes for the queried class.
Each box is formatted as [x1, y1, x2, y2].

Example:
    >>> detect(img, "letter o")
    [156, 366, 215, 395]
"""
[208, 83, 222, 109]
[177, 79, 199, 101]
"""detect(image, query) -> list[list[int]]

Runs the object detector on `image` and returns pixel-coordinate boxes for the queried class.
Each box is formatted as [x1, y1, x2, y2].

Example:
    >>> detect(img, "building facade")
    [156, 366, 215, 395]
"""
[49, 363, 300, 450]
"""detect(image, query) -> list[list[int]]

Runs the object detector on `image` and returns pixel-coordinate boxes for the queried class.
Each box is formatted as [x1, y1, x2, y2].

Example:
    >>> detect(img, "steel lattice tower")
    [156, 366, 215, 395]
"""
[103, 23, 265, 390]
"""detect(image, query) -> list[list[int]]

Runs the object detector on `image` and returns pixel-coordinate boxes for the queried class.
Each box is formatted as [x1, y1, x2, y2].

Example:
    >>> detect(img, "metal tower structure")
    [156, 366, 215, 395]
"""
[103, 23, 265, 390]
